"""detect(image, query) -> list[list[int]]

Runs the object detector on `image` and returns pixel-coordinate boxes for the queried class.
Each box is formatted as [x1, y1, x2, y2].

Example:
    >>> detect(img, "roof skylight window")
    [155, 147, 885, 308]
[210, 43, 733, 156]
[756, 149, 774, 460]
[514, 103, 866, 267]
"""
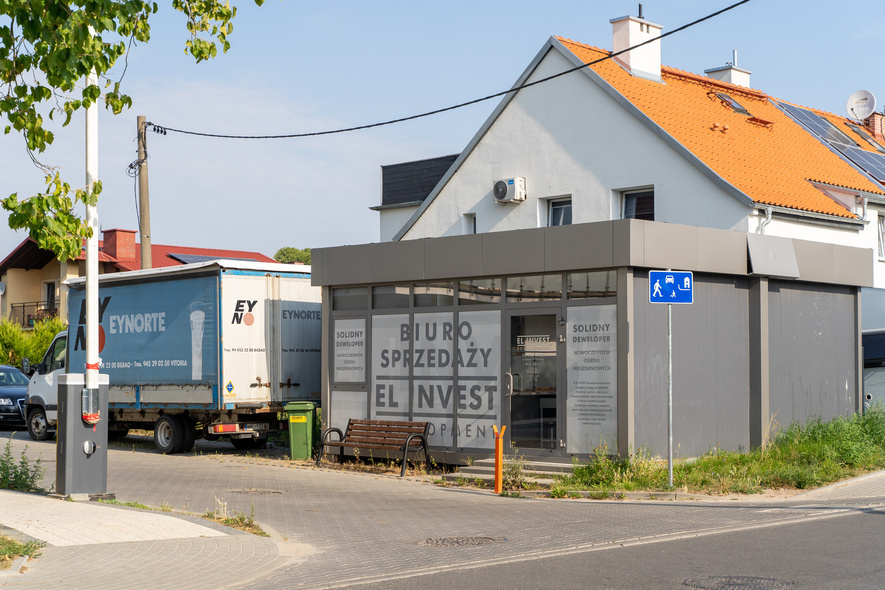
[846, 122, 885, 153]
[779, 103, 858, 146]
[716, 93, 750, 116]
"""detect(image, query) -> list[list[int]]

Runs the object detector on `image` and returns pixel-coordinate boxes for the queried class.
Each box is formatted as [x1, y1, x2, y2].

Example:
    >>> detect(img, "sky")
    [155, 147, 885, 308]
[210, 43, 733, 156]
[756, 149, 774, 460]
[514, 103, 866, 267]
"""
[2, 0, 885, 261]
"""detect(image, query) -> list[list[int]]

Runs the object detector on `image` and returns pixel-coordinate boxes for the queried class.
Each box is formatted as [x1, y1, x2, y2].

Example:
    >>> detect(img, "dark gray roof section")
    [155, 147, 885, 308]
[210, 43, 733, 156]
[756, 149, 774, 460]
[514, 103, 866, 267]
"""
[377, 154, 459, 209]
[166, 253, 258, 264]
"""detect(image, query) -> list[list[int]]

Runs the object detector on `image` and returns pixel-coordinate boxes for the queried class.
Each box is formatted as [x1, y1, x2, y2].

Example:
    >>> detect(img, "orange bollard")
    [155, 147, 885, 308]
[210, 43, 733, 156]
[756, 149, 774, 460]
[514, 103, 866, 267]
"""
[493, 424, 506, 494]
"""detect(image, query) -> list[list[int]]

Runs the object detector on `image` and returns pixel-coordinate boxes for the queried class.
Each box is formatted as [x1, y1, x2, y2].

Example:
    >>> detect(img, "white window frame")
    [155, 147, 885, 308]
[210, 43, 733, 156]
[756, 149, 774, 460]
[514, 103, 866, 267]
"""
[462, 213, 476, 235]
[622, 188, 655, 221]
[878, 214, 885, 261]
[547, 197, 572, 227]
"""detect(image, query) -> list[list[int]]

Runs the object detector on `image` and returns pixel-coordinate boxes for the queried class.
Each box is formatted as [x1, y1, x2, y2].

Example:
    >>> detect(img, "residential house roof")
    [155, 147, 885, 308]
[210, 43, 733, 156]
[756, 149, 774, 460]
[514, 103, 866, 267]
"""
[555, 37, 885, 218]
[0, 230, 277, 277]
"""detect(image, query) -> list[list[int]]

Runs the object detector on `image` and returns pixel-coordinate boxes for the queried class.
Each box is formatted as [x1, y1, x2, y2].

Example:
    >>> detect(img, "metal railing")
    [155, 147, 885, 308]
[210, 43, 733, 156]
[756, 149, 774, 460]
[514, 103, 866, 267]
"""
[8, 301, 58, 328]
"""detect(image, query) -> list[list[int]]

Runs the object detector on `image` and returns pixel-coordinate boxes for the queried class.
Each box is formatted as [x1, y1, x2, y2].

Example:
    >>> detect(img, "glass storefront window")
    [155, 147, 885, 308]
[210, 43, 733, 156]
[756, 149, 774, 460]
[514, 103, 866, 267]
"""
[567, 271, 617, 299]
[333, 287, 368, 310]
[506, 274, 563, 302]
[372, 285, 410, 309]
[414, 282, 455, 307]
[458, 278, 501, 305]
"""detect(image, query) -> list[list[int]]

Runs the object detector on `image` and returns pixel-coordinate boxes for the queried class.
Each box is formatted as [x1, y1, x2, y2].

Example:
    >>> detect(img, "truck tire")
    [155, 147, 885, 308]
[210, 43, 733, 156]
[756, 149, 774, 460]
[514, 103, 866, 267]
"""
[154, 415, 185, 454]
[27, 407, 52, 441]
[180, 417, 196, 453]
[231, 436, 267, 451]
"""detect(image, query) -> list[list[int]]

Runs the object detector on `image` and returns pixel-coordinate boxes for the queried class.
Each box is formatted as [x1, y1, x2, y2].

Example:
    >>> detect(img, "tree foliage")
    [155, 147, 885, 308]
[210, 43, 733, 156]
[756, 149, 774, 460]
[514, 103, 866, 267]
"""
[274, 247, 311, 264]
[0, 0, 262, 261]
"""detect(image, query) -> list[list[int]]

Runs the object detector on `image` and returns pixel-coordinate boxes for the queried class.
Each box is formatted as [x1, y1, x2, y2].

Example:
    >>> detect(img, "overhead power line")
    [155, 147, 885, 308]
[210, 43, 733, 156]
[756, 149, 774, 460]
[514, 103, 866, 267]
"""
[147, 0, 752, 140]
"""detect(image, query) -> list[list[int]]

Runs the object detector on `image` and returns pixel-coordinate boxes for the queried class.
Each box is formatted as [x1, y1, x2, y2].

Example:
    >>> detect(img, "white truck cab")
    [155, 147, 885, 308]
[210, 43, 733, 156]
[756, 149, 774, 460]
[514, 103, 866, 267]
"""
[23, 331, 67, 440]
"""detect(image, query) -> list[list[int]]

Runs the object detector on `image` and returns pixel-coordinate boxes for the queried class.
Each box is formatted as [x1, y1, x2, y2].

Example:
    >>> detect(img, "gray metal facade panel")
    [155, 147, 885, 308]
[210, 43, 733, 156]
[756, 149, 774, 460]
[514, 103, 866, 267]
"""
[642, 222, 699, 271]
[481, 227, 547, 276]
[792, 241, 836, 284]
[369, 241, 426, 283]
[314, 245, 373, 286]
[834, 246, 874, 287]
[633, 272, 750, 457]
[698, 227, 747, 275]
[612, 219, 643, 267]
[768, 281, 857, 425]
[544, 223, 614, 271]
[424, 235, 484, 279]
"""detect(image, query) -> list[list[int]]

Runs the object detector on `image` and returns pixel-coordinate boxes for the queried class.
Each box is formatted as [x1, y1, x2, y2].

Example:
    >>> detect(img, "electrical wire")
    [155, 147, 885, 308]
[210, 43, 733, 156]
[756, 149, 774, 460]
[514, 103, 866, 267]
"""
[145, 0, 752, 140]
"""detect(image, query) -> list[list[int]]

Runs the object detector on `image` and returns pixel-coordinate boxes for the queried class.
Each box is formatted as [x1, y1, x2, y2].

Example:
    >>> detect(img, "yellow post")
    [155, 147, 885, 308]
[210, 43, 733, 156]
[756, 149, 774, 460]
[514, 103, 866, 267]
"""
[493, 424, 506, 494]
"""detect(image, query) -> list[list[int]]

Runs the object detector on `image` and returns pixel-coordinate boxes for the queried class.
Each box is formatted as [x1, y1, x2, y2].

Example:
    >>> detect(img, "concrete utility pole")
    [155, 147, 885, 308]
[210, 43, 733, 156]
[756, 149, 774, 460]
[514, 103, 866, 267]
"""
[137, 116, 152, 269]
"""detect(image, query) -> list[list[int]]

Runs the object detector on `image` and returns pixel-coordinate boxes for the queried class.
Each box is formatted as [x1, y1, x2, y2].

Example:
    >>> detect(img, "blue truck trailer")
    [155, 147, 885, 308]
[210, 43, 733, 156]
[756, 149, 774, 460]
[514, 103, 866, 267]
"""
[24, 260, 321, 453]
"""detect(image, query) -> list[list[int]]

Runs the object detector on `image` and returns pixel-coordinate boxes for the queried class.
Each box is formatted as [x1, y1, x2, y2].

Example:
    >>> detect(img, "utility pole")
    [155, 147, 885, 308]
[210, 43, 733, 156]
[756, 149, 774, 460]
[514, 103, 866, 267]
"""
[137, 116, 152, 269]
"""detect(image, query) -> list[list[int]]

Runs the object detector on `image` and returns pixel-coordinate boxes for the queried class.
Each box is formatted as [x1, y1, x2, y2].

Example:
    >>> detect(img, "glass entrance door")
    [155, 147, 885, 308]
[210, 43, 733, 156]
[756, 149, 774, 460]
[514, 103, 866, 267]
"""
[506, 311, 561, 454]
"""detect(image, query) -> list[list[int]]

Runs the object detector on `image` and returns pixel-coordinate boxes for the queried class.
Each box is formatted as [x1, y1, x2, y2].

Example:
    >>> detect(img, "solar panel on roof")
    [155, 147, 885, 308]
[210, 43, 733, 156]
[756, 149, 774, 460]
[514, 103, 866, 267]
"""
[833, 145, 885, 183]
[779, 103, 858, 146]
[167, 253, 259, 264]
[846, 123, 885, 153]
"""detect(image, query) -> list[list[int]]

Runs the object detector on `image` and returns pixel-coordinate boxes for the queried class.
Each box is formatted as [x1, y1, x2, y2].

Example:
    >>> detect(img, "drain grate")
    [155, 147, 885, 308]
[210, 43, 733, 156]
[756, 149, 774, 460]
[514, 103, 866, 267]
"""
[417, 537, 498, 547]
[229, 488, 284, 495]
[683, 577, 794, 589]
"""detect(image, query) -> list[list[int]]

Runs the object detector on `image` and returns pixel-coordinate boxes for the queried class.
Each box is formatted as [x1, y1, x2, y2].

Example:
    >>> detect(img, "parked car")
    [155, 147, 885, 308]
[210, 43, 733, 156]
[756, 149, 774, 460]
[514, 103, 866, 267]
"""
[0, 365, 30, 427]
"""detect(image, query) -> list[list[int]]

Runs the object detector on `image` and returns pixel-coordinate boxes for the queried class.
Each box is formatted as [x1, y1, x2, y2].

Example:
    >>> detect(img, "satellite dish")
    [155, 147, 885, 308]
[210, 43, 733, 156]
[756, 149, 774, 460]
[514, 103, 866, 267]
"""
[847, 90, 877, 120]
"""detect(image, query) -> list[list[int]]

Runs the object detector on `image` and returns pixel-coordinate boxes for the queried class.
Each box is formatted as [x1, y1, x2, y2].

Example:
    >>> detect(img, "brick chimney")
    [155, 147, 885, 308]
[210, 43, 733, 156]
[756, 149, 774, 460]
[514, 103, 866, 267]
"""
[865, 113, 885, 143]
[102, 229, 137, 261]
[705, 51, 751, 88]
[611, 7, 662, 81]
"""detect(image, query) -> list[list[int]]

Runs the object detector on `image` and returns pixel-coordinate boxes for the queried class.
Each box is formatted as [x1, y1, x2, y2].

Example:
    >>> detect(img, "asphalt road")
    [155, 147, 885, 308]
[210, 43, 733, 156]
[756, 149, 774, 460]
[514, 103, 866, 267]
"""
[344, 509, 885, 589]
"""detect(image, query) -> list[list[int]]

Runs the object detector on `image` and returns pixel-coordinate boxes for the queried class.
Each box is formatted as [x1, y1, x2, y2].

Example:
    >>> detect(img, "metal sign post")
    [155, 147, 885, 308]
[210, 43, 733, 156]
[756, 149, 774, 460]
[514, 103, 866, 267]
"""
[649, 270, 693, 488]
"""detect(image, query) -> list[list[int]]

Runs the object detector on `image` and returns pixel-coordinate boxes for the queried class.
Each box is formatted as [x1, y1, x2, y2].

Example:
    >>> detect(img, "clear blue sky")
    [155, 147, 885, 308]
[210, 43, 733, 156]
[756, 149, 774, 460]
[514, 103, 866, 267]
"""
[2, 0, 883, 260]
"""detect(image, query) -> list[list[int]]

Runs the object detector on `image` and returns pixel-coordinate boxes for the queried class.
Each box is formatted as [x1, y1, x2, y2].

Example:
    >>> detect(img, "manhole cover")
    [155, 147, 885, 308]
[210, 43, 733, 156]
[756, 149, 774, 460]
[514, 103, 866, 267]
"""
[683, 577, 794, 589]
[417, 537, 498, 547]
[229, 488, 284, 495]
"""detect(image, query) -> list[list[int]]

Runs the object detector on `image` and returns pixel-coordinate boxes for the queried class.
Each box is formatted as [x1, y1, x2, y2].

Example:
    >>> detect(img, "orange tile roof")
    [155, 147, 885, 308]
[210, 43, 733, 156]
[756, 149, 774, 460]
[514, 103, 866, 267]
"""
[556, 37, 885, 219]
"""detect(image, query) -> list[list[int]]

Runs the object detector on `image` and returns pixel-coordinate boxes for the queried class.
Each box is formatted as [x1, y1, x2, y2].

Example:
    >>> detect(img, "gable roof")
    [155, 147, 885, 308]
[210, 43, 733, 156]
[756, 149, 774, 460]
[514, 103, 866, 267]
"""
[0, 235, 278, 276]
[555, 37, 885, 218]
[393, 35, 885, 240]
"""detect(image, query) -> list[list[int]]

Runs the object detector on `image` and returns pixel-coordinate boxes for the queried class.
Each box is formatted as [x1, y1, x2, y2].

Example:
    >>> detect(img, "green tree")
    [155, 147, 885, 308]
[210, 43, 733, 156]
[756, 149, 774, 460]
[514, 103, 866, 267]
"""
[274, 247, 311, 265]
[0, 0, 263, 261]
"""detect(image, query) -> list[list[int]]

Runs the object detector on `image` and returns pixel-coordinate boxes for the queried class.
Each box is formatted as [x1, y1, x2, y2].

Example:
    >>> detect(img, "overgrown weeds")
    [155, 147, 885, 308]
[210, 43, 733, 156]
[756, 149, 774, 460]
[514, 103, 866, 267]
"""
[0, 437, 45, 492]
[556, 408, 885, 495]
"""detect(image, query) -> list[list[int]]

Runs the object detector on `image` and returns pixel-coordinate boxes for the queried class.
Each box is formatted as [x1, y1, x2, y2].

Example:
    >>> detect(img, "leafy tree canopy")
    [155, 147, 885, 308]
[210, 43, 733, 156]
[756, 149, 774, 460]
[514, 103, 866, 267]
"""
[0, 0, 262, 261]
[274, 247, 311, 264]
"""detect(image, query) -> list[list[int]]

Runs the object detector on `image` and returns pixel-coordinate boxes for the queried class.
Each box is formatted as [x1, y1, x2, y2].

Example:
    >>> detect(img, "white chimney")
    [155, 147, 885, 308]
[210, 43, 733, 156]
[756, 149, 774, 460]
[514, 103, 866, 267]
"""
[705, 51, 751, 88]
[610, 9, 662, 82]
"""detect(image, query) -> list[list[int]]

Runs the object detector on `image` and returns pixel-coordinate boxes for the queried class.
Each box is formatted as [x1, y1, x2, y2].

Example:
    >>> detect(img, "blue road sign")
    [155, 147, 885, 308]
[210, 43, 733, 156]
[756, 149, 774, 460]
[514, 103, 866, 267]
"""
[649, 270, 693, 304]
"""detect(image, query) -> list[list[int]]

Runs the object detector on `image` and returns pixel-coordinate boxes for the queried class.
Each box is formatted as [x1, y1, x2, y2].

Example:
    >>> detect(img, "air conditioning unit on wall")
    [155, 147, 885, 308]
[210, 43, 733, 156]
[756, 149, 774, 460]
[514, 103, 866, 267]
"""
[493, 177, 526, 204]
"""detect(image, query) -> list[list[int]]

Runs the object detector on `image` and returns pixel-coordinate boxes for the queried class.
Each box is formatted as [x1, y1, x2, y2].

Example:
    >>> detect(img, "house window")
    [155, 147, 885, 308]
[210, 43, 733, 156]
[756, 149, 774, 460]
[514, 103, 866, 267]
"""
[624, 189, 654, 220]
[879, 215, 885, 260]
[44, 281, 57, 309]
[548, 198, 572, 226]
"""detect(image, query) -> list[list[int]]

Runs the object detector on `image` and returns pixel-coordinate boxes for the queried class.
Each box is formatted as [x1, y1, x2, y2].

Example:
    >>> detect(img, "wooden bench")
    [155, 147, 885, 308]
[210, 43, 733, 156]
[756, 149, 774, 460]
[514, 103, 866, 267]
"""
[316, 419, 430, 477]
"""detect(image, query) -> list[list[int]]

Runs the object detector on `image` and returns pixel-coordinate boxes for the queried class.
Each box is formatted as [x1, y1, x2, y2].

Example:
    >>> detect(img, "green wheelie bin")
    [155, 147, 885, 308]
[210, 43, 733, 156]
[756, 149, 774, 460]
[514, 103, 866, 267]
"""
[285, 401, 316, 460]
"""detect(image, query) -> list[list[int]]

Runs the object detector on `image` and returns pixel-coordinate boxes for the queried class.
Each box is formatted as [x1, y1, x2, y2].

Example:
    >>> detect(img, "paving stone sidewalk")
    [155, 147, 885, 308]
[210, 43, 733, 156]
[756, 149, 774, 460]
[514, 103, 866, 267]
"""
[1, 433, 884, 589]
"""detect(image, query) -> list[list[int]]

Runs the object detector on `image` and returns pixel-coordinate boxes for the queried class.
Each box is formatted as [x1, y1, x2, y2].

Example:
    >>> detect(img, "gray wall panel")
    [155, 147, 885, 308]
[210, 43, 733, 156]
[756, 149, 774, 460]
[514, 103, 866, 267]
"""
[481, 227, 546, 276]
[768, 281, 857, 426]
[369, 240, 425, 283]
[633, 273, 750, 458]
[544, 223, 613, 271]
[698, 227, 747, 275]
[424, 235, 484, 279]
[316, 245, 372, 286]
[643, 223, 699, 271]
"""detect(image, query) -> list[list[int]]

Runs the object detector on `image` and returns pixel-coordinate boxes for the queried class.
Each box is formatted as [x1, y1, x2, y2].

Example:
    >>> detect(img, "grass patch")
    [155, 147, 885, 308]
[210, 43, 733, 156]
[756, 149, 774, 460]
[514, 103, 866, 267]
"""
[97, 497, 268, 537]
[0, 535, 44, 569]
[555, 408, 885, 495]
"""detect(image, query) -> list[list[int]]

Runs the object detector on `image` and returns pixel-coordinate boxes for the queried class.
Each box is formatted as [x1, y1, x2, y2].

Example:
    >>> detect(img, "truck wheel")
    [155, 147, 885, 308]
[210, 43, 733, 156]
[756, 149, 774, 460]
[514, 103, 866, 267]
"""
[231, 436, 267, 451]
[180, 417, 196, 453]
[154, 415, 185, 454]
[27, 407, 52, 441]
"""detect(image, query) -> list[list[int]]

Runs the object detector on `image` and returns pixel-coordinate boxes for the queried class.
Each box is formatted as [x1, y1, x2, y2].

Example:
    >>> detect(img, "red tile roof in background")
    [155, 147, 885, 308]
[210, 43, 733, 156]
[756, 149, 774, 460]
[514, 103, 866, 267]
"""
[556, 38, 885, 218]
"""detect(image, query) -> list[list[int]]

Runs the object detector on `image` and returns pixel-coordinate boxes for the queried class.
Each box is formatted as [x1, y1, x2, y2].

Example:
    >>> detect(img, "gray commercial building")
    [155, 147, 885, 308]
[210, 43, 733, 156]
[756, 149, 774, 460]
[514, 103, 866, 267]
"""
[312, 220, 869, 462]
